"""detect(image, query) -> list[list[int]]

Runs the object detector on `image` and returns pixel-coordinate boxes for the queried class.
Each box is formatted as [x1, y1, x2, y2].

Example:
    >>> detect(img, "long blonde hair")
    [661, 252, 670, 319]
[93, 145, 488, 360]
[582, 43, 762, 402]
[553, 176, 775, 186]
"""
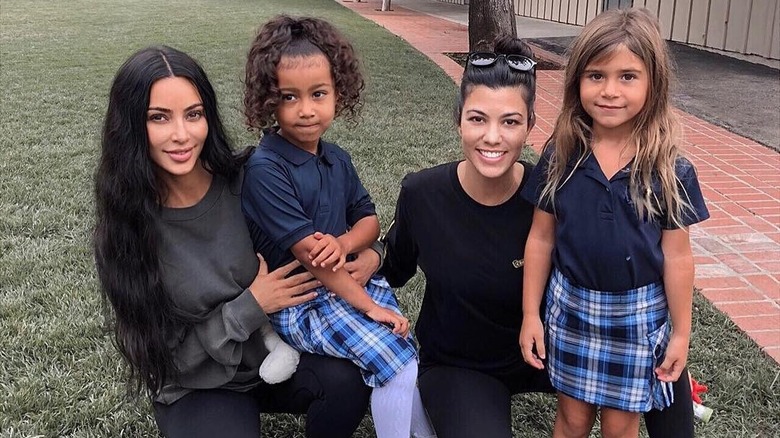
[541, 7, 692, 227]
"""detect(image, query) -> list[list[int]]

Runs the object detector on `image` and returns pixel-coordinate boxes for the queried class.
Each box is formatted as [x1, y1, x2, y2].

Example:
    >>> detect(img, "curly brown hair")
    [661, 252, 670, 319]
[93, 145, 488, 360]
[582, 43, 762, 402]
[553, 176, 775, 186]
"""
[244, 15, 365, 132]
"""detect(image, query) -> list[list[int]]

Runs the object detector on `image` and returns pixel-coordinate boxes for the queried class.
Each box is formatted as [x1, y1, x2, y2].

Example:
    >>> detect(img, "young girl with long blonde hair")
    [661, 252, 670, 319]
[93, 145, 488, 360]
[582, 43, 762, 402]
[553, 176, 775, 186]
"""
[519, 8, 709, 438]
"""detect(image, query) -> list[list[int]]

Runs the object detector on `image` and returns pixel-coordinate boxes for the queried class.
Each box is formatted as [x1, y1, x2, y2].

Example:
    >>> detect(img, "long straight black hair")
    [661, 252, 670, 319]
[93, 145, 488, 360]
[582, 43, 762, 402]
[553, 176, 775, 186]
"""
[94, 45, 242, 396]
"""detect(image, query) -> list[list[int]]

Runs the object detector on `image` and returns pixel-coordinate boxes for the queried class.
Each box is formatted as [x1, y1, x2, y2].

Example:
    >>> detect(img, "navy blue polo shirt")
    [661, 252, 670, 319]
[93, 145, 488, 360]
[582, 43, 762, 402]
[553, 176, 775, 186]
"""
[241, 132, 376, 271]
[521, 147, 709, 291]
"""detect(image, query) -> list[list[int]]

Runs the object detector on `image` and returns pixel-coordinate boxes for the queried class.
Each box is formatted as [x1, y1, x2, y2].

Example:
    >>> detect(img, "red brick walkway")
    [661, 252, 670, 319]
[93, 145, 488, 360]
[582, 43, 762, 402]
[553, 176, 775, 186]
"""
[339, 0, 780, 363]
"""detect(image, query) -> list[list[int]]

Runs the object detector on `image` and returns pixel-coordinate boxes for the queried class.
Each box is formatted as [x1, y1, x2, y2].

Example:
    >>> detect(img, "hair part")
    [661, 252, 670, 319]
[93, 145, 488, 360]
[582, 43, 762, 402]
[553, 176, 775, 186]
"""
[455, 35, 537, 127]
[541, 7, 692, 227]
[94, 45, 244, 397]
[244, 15, 365, 131]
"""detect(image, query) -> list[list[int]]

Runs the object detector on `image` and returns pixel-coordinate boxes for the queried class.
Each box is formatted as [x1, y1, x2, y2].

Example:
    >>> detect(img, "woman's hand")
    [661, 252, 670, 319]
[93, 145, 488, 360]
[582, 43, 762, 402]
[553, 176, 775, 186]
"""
[366, 305, 410, 337]
[249, 254, 320, 314]
[519, 316, 546, 369]
[344, 247, 380, 287]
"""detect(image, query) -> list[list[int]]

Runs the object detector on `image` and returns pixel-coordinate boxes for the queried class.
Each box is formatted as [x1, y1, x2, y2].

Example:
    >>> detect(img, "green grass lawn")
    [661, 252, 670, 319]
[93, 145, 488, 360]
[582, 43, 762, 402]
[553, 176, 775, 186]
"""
[1, 0, 778, 436]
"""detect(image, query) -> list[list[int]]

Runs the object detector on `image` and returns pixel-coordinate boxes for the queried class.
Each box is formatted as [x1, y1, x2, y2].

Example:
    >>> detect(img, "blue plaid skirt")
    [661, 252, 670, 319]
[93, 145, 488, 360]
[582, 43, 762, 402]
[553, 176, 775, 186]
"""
[545, 269, 674, 412]
[269, 275, 417, 388]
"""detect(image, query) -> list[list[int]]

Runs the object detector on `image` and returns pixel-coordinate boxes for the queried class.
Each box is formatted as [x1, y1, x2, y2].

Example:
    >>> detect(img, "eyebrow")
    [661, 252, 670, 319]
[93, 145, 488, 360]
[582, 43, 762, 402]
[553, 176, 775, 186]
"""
[279, 83, 333, 92]
[466, 109, 524, 118]
[583, 68, 643, 74]
[147, 103, 204, 113]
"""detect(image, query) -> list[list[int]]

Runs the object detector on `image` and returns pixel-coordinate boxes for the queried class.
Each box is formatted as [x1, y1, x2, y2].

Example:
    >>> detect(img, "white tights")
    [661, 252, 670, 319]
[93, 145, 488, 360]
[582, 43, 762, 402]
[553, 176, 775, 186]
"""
[371, 360, 437, 438]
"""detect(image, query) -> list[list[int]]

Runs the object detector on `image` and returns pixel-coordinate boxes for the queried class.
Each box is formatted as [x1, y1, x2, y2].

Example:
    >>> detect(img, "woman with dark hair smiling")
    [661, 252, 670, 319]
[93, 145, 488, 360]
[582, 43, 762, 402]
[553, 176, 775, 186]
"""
[381, 35, 695, 438]
[94, 45, 375, 438]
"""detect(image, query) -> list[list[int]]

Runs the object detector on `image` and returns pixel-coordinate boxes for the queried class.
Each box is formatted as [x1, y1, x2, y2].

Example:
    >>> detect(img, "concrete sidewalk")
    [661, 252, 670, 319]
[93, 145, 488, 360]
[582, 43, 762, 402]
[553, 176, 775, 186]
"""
[338, 0, 780, 364]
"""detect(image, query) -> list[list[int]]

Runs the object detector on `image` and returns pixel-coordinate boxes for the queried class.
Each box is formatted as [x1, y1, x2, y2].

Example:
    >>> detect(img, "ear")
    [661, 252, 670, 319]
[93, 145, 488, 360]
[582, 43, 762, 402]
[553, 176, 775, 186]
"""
[528, 111, 536, 132]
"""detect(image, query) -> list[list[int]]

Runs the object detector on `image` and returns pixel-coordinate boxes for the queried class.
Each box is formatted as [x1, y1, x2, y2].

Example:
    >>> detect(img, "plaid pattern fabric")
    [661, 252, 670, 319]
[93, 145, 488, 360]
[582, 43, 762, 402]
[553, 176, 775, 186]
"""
[270, 275, 417, 388]
[545, 269, 674, 412]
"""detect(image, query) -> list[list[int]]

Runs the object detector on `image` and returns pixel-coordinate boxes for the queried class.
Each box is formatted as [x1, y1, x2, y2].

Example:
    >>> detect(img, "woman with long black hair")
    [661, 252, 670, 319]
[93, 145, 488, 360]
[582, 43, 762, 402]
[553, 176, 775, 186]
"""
[94, 45, 375, 438]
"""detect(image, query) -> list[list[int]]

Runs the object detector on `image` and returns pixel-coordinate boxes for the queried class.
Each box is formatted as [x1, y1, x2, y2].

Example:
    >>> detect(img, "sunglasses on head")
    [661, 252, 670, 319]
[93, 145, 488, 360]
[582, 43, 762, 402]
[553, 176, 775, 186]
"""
[467, 52, 537, 72]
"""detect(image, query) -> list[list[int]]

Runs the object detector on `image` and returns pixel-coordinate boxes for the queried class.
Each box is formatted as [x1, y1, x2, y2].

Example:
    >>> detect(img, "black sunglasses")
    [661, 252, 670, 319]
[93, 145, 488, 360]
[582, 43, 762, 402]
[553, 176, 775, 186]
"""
[467, 52, 537, 72]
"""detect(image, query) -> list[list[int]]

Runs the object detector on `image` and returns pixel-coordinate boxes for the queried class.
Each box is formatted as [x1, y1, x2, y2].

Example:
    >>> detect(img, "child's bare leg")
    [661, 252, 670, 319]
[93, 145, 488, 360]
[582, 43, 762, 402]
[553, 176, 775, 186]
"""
[553, 393, 597, 438]
[601, 407, 641, 438]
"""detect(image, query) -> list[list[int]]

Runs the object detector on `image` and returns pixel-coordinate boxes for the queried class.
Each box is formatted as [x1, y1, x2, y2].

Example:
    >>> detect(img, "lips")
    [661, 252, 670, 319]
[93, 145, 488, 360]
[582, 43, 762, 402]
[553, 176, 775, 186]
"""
[166, 147, 194, 163]
[296, 123, 320, 132]
[478, 149, 506, 159]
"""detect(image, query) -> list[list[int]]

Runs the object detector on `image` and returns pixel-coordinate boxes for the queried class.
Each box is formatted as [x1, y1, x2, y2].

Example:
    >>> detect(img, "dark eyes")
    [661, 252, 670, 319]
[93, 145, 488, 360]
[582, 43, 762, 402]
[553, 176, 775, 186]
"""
[585, 73, 637, 81]
[147, 110, 204, 122]
[280, 91, 328, 102]
[466, 116, 522, 126]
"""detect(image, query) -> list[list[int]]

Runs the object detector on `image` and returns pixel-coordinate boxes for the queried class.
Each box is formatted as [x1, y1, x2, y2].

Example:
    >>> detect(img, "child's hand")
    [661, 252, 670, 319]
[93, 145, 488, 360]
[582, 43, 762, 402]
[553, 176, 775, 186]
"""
[366, 305, 410, 337]
[309, 232, 347, 271]
[519, 316, 546, 369]
[655, 333, 689, 382]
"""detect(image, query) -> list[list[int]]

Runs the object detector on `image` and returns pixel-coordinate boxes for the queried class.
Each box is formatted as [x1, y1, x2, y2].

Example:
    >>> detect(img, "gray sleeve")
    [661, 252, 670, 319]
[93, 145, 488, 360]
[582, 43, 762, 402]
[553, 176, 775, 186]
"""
[174, 288, 269, 373]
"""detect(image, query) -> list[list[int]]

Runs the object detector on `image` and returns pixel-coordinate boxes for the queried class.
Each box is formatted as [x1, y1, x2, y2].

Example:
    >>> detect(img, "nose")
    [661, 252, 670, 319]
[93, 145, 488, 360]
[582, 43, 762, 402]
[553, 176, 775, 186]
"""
[483, 121, 501, 145]
[298, 98, 315, 118]
[601, 78, 619, 98]
[171, 117, 190, 143]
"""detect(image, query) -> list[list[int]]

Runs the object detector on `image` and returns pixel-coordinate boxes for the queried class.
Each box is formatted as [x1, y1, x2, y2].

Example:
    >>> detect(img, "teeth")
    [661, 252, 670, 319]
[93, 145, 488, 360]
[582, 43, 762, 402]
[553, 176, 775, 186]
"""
[480, 150, 504, 158]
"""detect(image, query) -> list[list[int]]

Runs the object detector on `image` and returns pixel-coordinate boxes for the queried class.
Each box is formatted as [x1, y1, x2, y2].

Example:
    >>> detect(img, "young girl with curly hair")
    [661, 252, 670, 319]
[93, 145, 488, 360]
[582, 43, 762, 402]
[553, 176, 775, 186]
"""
[519, 7, 709, 438]
[241, 16, 435, 438]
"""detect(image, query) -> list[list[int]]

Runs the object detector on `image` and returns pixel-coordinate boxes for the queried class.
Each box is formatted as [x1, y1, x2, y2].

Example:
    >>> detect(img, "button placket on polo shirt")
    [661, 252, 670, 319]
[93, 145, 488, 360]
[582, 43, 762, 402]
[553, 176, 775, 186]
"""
[316, 150, 333, 218]
[582, 157, 615, 221]
[611, 167, 634, 264]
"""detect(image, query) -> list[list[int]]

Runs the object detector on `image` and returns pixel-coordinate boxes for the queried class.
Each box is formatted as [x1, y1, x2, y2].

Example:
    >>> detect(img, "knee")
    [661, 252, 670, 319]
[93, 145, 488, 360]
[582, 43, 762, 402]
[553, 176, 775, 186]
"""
[394, 360, 418, 389]
[602, 423, 637, 438]
[296, 354, 370, 436]
[308, 355, 371, 402]
[554, 402, 596, 438]
[601, 410, 640, 438]
[556, 411, 593, 438]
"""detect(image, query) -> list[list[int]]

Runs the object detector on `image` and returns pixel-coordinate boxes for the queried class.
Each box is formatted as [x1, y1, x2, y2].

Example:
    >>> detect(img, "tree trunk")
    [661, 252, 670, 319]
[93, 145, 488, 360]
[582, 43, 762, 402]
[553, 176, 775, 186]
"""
[381, 0, 391, 11]
[468, 0, 517, 52]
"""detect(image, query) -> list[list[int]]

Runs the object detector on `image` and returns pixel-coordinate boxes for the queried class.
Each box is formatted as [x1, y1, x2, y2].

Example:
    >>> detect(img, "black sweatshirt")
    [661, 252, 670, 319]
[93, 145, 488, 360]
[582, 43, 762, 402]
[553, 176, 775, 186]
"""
[381, 161, 538, 374]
